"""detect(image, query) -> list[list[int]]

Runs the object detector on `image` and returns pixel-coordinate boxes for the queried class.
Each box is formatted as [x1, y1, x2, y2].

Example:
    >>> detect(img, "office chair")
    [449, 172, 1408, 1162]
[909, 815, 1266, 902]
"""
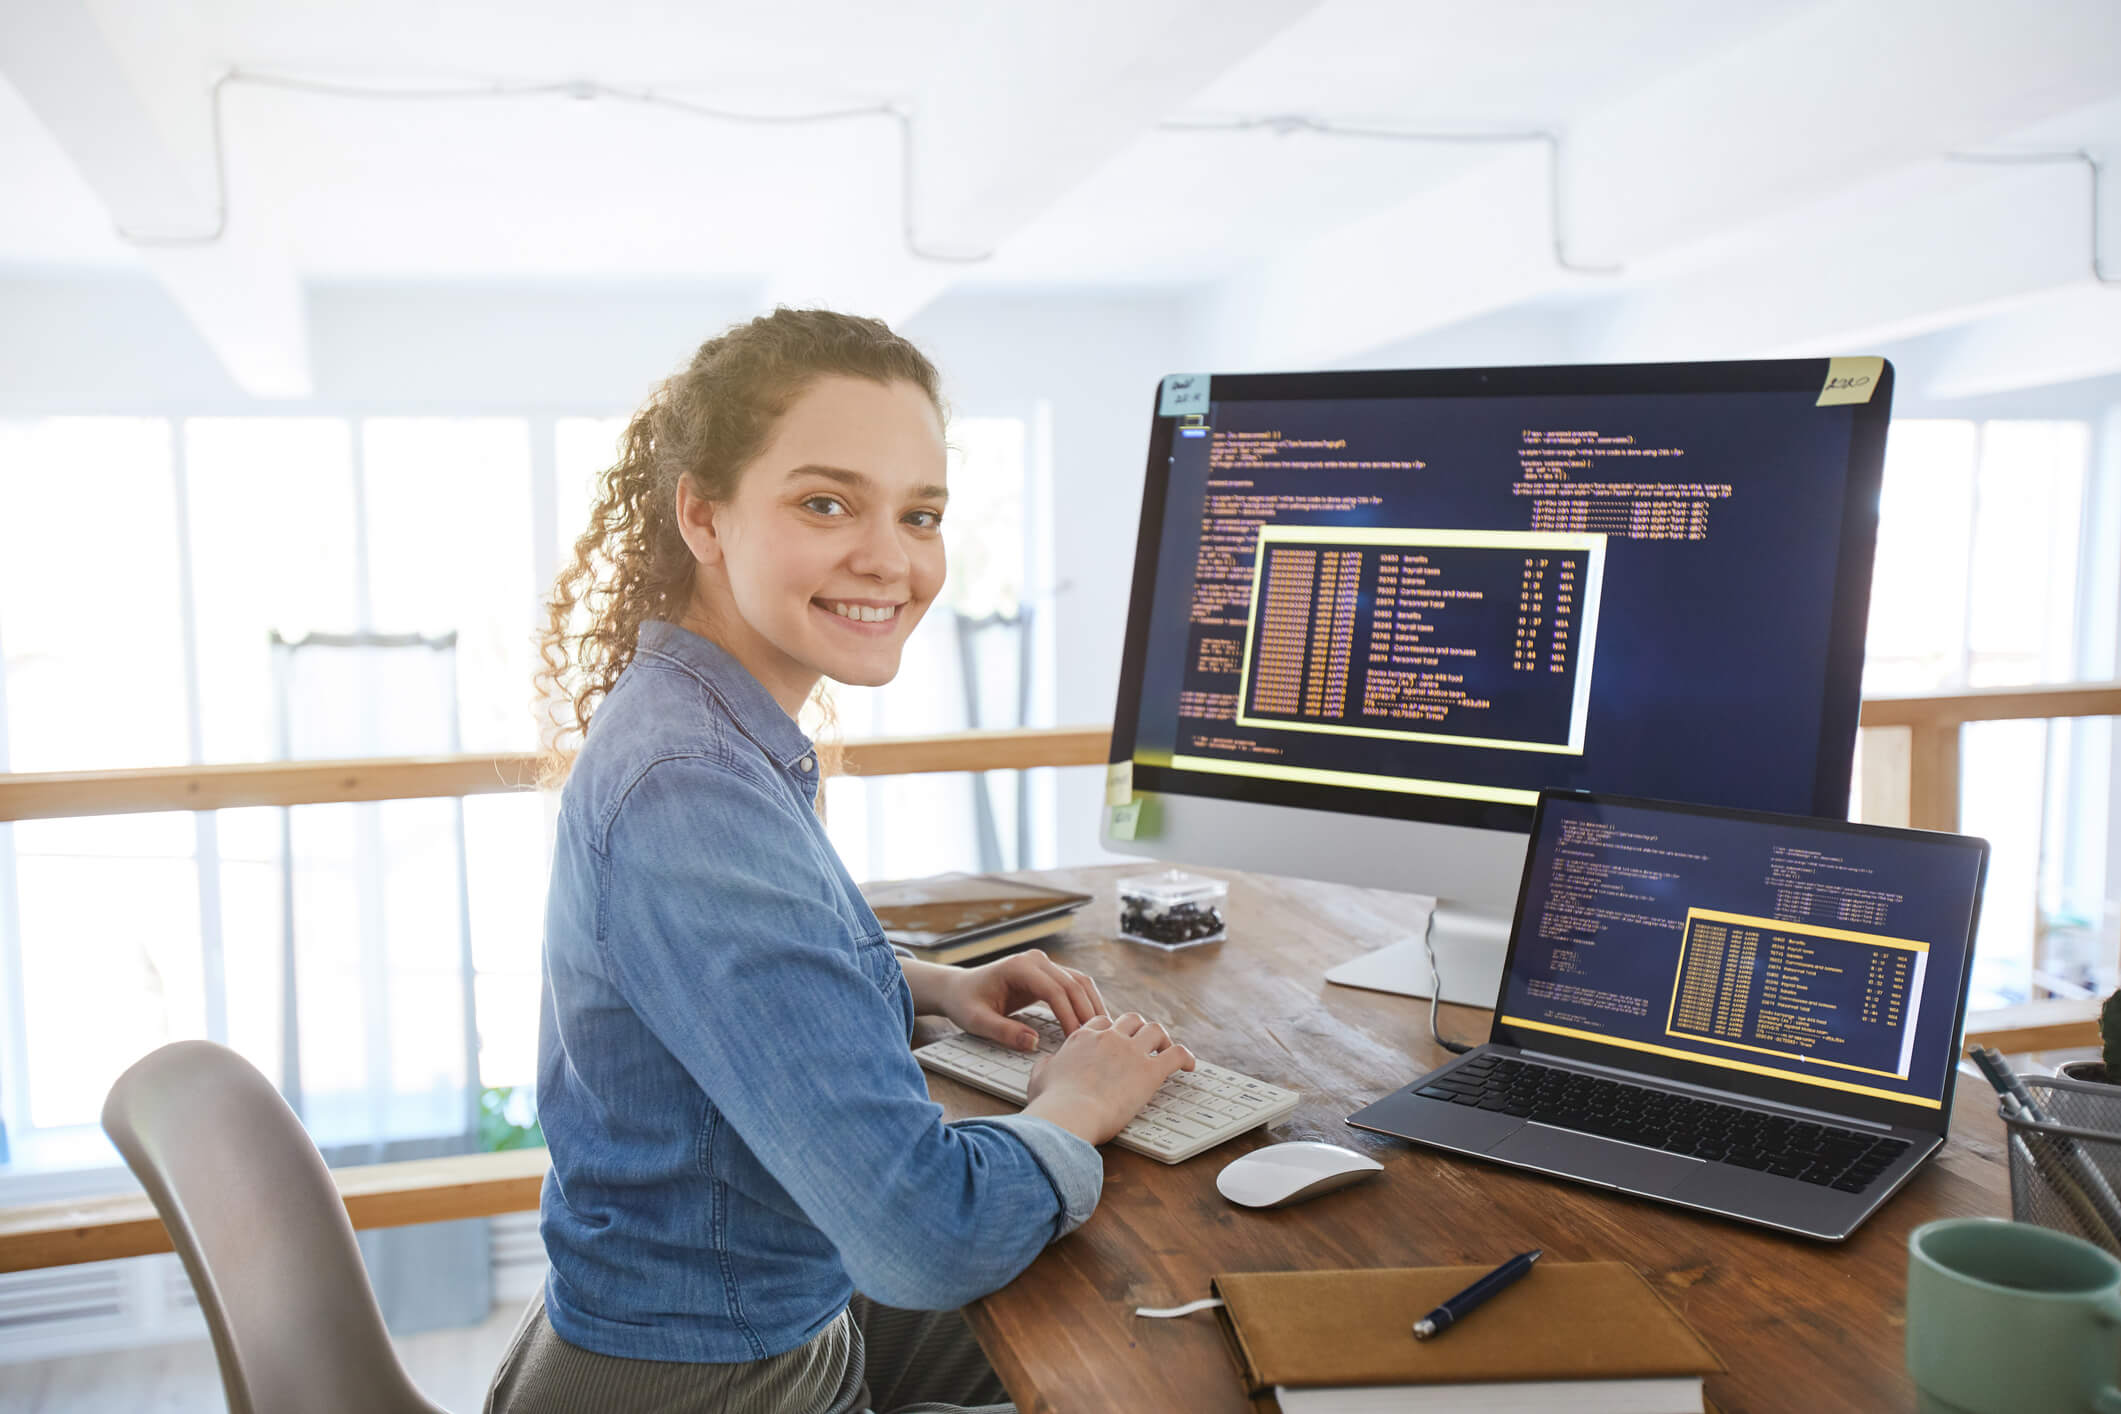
[101, 1039, 453, 1414]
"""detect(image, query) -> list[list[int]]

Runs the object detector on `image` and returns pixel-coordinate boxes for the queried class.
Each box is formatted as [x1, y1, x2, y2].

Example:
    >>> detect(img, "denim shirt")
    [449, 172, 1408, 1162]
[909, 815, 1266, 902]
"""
[536, 620, 1103, 1362]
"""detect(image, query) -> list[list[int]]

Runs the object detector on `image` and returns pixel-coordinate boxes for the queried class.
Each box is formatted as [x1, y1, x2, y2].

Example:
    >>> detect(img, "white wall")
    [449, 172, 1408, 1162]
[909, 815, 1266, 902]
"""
[0, 276, 756, 415]
[0, 275, 238, 411]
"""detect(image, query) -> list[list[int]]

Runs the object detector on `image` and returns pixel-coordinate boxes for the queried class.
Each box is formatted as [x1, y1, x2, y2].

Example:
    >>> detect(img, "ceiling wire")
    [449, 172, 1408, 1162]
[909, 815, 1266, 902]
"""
[117, 80, 2119, 290]
[1942, 149, 2117, 287]
[1158, 114, 1622, 275]
[112, 67, 993, 264]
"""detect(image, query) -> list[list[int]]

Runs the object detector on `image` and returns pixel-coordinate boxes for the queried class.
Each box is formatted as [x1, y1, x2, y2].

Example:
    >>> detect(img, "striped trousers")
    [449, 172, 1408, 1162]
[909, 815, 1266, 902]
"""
[483, 1288, 1016, 1414]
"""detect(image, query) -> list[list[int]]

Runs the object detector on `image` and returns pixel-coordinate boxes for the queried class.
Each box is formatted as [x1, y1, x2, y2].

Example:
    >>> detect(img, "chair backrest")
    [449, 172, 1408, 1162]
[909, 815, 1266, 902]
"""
[101, 1040, 451, 1414]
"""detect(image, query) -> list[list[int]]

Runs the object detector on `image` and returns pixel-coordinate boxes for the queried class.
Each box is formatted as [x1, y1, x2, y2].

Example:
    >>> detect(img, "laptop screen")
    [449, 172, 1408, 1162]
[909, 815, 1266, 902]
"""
[1492, 793, 1988, 1130]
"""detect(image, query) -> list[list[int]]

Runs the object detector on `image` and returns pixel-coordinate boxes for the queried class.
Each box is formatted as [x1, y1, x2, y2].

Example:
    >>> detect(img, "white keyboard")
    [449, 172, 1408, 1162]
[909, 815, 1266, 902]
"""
[914, 1004, 1300, 1164]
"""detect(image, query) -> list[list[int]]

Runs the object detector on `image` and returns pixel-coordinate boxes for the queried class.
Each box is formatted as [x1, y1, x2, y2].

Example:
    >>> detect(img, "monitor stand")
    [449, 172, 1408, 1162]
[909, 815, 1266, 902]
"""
[1323, 900, 1512, 1008]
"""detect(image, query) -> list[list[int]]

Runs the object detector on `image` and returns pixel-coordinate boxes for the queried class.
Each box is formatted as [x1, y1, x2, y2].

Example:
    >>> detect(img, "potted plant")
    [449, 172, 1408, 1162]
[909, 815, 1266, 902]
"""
[2058, 992, 2121, 1085]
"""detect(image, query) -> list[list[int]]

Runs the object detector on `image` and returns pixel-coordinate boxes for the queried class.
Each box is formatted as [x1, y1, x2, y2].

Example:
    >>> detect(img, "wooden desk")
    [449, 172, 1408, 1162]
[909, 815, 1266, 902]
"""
[922, 865, 2012, 1414]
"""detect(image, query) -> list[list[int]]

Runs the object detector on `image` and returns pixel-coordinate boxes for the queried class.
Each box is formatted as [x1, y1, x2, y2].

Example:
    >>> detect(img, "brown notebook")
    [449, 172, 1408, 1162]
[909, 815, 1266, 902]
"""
[863, 872, 1091, 957]
[1210, 1262, 1724, 1395]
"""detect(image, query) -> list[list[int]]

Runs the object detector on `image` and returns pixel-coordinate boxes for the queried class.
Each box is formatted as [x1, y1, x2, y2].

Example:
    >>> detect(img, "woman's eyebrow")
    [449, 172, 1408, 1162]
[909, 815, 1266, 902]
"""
[786, 463, 948, 501]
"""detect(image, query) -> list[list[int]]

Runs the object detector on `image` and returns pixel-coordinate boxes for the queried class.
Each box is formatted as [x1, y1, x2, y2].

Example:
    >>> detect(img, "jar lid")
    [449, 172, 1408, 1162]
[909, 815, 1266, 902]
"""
[1117, 868, 1228, 906]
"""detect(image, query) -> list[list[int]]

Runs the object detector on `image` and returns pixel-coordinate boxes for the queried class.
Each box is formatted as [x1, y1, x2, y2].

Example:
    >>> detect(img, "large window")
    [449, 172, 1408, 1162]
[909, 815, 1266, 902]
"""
[13, 407, 2094, 1164]
[1862, 418, 2104, 1009]
[0, 416, 553, 1175]
[1, 419, 198, 1170]
[363, 419, 539, 754]
[0, 418, 189, 773]
[186, 419, 362, 761]
[0, 408, 1047, 1178]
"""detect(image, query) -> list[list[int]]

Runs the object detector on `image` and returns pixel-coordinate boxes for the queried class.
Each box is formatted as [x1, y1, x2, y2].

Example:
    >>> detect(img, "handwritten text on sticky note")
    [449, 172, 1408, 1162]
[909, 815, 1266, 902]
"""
[1817, 356, 1884, 406]
[1159, 374, 1210, 418]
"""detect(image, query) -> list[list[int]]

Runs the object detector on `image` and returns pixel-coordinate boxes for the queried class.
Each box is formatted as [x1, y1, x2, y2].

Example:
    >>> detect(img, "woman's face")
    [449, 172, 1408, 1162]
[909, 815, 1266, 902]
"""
[681, 374, 948, 714]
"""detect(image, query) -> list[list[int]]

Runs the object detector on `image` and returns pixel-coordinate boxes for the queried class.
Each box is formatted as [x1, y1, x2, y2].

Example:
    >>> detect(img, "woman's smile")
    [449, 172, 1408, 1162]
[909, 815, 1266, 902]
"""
[813, 597, 907, 634]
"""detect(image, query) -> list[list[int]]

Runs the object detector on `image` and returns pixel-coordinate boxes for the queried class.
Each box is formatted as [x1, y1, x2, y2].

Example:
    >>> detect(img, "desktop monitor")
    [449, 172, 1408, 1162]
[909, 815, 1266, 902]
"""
[1103, 358, 1894, 1005]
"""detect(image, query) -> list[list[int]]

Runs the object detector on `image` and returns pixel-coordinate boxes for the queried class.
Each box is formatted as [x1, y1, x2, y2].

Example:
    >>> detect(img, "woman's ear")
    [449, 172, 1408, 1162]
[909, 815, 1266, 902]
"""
[674, 476, 723, 567]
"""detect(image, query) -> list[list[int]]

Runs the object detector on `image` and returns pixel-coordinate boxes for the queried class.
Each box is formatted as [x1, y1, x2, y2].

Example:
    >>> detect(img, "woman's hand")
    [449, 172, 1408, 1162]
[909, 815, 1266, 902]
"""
[936, 949, 1108, 1052]
[1022, 1013, 1196, 1146]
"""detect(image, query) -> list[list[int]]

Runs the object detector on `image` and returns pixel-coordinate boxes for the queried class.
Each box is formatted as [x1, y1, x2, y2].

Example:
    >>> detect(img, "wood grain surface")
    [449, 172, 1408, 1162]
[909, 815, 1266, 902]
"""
[924, 865, 2012, 1414]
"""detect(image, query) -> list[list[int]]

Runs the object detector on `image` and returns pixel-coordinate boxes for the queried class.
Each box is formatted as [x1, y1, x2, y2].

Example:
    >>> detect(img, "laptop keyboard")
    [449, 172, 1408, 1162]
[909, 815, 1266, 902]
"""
[1418, 1054, 1912, 1193]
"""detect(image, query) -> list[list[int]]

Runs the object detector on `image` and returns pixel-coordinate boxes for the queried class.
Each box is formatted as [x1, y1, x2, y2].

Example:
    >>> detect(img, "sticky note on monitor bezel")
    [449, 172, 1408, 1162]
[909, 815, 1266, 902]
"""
[1159, 374, 1210, 418]
[1817, 356, 1884, 406]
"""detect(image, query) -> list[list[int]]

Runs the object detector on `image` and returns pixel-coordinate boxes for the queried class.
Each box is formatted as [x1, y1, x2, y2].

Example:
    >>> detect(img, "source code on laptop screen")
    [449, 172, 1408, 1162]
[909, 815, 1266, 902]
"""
[1498, 797, 1979, 1109]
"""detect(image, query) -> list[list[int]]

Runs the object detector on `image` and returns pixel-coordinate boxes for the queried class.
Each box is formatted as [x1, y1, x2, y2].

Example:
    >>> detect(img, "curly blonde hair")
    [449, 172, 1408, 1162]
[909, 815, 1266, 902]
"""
[534, 308, 944, 787]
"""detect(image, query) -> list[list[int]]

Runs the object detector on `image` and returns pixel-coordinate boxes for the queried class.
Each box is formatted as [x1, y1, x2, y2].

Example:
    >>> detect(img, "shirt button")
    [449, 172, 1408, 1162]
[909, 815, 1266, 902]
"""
[798, 755, 815, 773]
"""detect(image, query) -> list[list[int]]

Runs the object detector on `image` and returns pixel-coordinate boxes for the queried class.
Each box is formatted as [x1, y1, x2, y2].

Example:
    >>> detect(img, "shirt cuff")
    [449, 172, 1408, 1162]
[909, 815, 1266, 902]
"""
[963, 1113, 1104, 1238]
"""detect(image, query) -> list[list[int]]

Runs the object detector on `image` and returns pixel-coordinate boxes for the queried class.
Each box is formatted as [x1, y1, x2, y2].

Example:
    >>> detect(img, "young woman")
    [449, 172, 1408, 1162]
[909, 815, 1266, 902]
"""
[485, 309, 1194, 1414]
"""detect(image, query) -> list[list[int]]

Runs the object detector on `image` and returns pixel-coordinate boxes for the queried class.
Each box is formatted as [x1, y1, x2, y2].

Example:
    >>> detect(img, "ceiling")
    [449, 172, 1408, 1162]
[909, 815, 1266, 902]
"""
[2, 0, 2119, 398]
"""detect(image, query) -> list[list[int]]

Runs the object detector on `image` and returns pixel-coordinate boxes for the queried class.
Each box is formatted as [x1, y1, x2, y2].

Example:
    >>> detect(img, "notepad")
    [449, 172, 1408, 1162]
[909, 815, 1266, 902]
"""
[1210, 1262, 1722, 1411]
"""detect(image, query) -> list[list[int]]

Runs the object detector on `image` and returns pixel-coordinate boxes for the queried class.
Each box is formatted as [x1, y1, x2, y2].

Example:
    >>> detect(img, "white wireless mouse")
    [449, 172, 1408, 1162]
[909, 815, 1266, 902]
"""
[1215, 1141, 1383, 1208]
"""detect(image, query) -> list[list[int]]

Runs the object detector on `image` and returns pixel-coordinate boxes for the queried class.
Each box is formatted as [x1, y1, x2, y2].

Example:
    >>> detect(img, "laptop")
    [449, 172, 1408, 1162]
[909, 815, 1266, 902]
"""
[1347, 790, 1989, 1240]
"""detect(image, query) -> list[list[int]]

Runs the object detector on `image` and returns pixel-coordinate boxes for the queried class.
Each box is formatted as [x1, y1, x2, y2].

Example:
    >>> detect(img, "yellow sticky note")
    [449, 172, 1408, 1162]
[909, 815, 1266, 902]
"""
[1104, 760, 1134, 807]
[1109, 799, 1143, 841]
[1817, 356, 1884, 406]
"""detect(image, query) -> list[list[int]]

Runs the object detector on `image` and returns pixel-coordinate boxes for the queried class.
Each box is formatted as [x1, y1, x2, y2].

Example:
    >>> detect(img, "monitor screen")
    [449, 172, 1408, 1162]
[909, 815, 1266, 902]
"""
[1110, 360, 1893, 835]
[1494, 793, 1986, 1129]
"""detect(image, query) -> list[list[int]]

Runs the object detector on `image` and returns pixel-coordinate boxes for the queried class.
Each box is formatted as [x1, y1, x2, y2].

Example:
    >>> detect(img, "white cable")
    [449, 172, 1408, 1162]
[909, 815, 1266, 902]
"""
[1133, 1297, 1224, 1319]
[1944, 149, 2117, 287]
[114, 68, 991, 264]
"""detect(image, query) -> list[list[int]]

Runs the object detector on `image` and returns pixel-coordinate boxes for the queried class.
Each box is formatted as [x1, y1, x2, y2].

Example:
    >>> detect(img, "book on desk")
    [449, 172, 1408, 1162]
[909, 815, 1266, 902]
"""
[1210, 1262, 1722, 1413]
[862, 871, 1091, 965]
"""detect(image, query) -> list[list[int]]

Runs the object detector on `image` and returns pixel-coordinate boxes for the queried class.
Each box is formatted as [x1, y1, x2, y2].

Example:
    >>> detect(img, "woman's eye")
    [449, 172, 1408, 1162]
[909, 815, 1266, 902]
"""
[801, 495, 847, 517]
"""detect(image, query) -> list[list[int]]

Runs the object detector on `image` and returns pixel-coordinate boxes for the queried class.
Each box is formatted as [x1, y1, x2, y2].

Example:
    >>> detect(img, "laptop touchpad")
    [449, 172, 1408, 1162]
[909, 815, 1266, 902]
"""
[1487, 1124, 1702, 1197]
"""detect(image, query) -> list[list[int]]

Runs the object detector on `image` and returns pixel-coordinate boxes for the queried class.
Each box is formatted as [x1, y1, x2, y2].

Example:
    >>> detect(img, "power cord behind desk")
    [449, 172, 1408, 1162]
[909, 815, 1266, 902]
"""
[1423, 915, 1476, 1055]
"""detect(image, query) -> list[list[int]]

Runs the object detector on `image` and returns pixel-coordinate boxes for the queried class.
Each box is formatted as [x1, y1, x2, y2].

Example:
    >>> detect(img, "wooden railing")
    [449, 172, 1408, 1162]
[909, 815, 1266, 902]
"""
[0, 725, 1115, 1274]
[1858, 684, 2121, 833]
[1856, 684, 2121, 1051]
[0, 725, 1116, 823]
[4, 685, 2109, 830]
[3, 687, 2119, 1272]
[0, 1149, 549, 1273]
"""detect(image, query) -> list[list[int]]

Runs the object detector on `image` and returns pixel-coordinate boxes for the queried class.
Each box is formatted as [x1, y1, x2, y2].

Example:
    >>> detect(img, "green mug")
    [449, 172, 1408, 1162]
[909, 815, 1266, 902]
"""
[1908, 1218, 2121, 1413]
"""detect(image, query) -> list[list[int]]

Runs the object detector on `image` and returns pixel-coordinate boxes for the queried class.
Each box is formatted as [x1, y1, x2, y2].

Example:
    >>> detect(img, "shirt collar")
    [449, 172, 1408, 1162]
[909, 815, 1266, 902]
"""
[635, 619, 818, 781]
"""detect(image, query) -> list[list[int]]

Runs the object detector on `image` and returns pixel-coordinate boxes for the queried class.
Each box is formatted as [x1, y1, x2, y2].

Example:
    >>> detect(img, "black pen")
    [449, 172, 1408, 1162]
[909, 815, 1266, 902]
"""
[1412, 1249, 1541, 1339]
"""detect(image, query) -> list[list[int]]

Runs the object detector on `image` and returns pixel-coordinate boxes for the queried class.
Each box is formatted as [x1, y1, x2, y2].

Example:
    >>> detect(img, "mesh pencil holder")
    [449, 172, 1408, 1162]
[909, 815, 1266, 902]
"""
[2001, 1074, 2121, 1261]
